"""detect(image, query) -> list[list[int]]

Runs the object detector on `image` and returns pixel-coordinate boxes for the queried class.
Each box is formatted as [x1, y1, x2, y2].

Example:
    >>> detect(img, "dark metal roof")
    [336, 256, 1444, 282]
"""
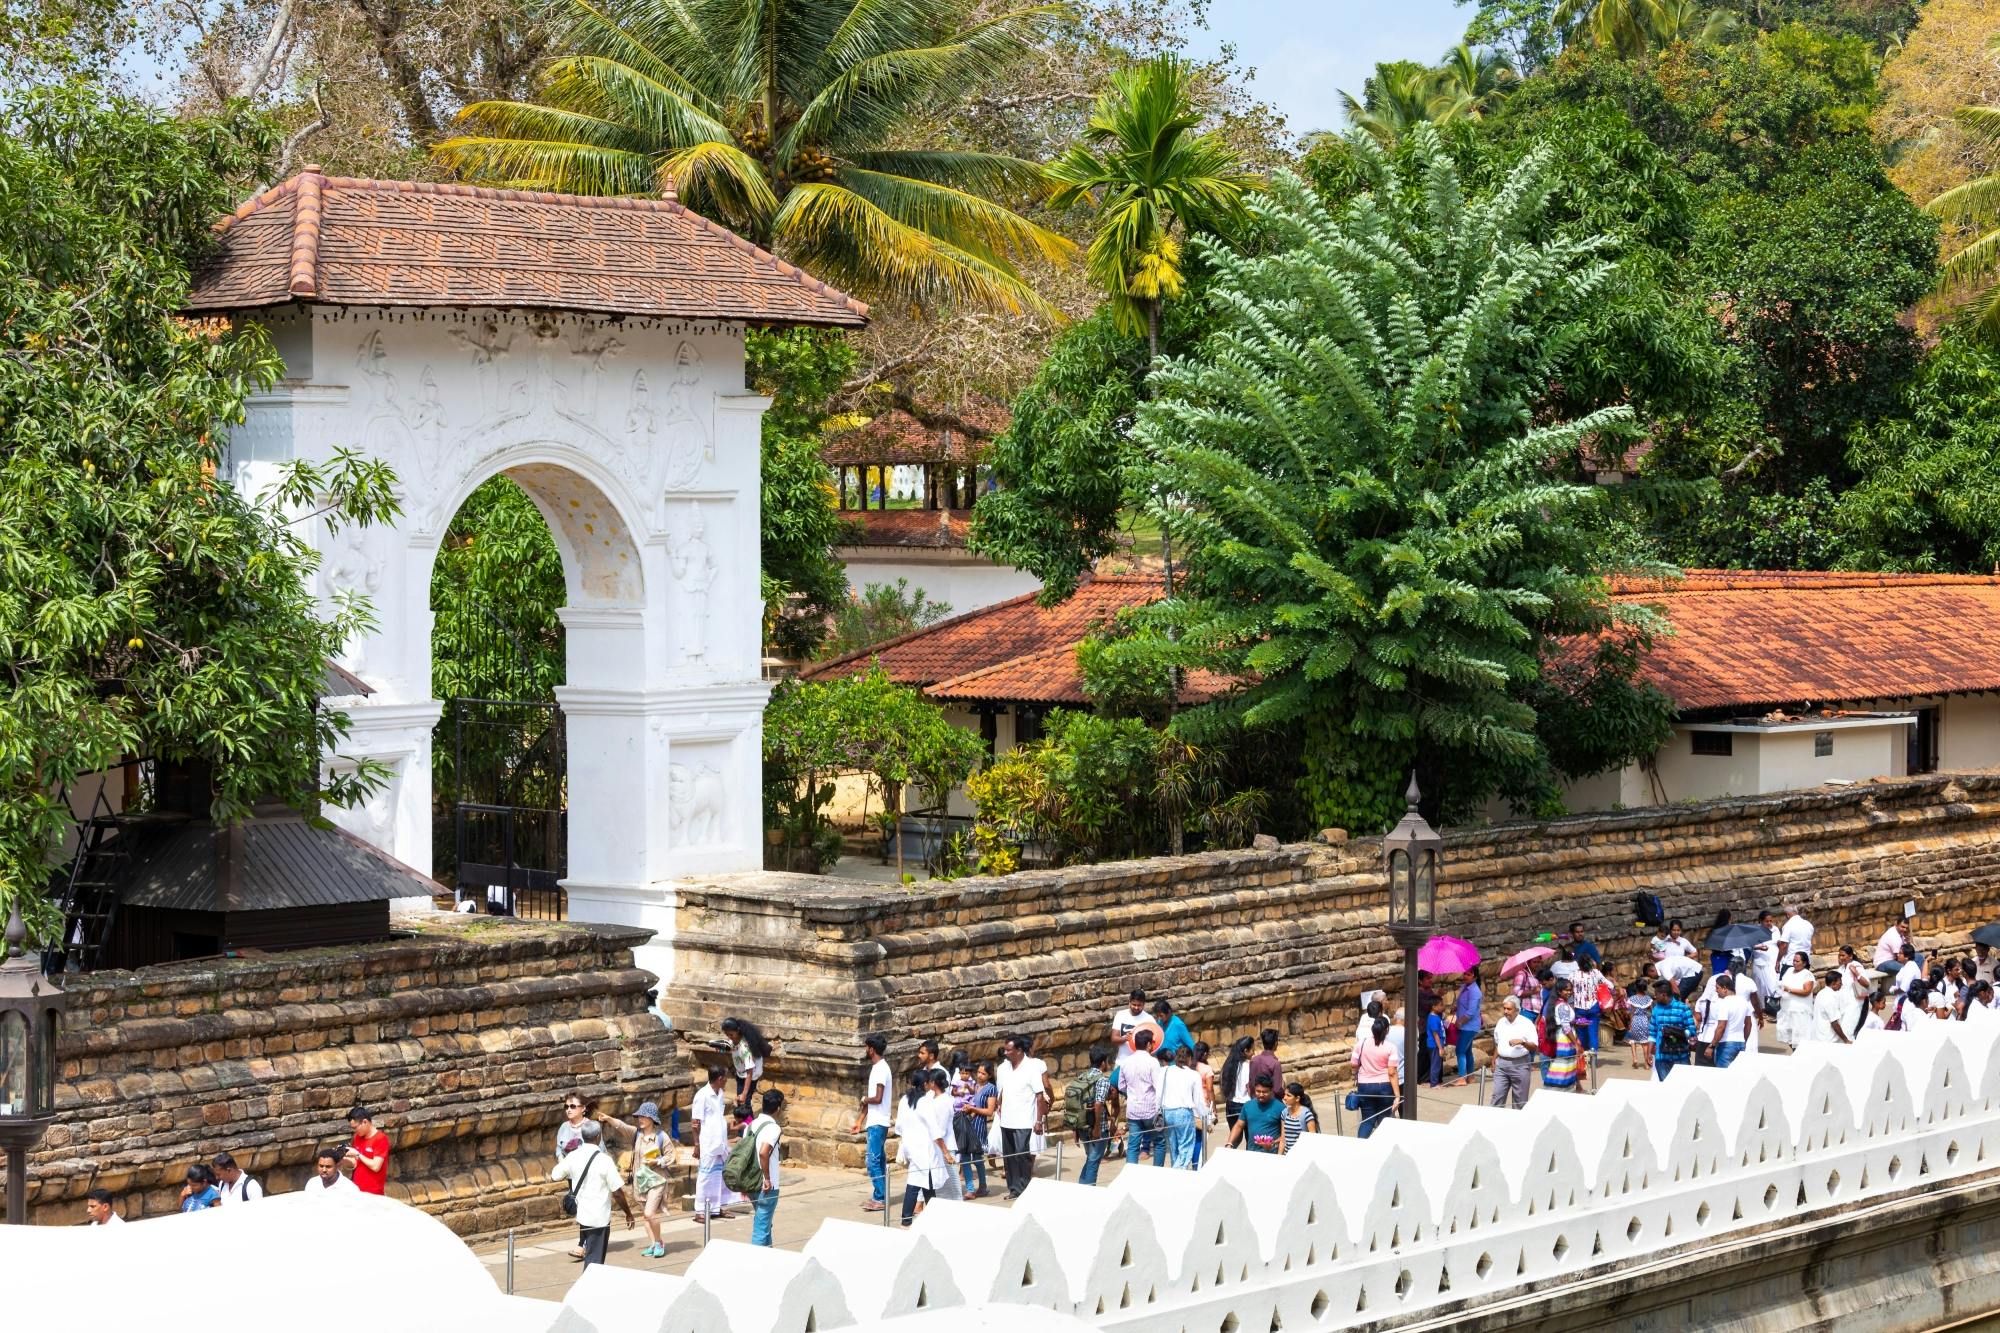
[120, 813, 435, 912]
[320, 659, 375, 698]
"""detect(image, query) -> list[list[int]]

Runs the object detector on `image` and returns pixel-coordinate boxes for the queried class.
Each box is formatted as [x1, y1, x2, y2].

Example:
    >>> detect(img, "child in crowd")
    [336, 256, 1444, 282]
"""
[1625, 975, 1654, 1069]
[1424, 996, 1447, 1088]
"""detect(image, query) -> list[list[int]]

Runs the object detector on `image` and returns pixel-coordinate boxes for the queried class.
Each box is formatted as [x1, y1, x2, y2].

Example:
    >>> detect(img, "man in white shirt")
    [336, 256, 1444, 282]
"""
[1876, 919, 1911, 968]
[1117, 1030, 1166, 1167]
[1111, 989, 1150, 1040]
[691, 1065, 737, 1222]
[994, 1034, 1050, 1200]
[212, 1153, 263, 1204]
[1709, 974, 1757, 1068]
[303, 1148, 356, 1194]
[1779, 908, 1814, 962]
[851, 1034, 893, 1214]
[84, 1189, 124, 1224]
[1489, 996, 1538, 1109]
[550, 1121, 631, 1266]
[1655, 952, 1703, 1000]
[1977, 943, 1997, 985]
[748, 1090, 786, 1246]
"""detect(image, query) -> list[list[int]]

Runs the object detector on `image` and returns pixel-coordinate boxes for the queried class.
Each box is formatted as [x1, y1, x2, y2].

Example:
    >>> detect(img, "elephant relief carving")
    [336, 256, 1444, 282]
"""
[668, 763, 726, 845]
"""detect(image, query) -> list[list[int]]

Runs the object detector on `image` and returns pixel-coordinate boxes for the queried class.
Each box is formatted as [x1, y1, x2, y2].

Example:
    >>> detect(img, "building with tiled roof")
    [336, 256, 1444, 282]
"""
[189, 166, 868, 327]
[1563, 570, 2000, 811]
[805, 575, 1219, 817]
[823, 396, 1037, 615]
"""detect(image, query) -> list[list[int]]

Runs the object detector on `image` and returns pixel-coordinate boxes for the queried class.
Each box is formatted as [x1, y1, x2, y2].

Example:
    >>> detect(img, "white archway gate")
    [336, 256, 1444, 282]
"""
[192, 168, 868, 980]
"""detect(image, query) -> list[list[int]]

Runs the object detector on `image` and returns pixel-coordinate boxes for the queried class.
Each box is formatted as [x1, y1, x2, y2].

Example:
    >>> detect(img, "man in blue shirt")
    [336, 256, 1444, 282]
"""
[1153, 999, 1195, 1058]
[1570, 922, 1603, 972]
[1650, 980, 1694, 1081]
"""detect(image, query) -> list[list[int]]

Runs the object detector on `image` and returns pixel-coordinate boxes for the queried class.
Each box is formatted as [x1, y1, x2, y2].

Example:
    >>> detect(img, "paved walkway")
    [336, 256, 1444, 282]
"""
[473, 1035, 1707, 1301]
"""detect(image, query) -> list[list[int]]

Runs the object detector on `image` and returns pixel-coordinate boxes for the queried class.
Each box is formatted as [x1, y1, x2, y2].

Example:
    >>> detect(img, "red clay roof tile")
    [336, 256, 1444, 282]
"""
[188, 168, 867, 327]
[1612, 569, 2000, 712]
[833, 508, 973, 549]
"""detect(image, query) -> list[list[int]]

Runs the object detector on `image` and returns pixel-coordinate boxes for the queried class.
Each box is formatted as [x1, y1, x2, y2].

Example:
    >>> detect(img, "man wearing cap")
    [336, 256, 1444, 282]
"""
[551, 1120, 633, 1265]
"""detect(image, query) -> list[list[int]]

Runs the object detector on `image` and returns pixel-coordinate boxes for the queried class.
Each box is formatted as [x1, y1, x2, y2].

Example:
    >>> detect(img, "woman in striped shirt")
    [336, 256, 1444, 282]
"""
[1277, 1081, 1318, 1153]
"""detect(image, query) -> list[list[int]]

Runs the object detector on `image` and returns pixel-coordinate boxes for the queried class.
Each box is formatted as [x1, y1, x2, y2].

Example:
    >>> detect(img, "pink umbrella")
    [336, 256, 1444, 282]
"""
[1417, 935, 1480, 975]
[1500, 946, 1555, 980]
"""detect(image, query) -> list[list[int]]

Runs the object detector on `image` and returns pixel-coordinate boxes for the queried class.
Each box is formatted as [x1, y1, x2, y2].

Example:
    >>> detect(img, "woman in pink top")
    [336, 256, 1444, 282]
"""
[1350, 1015, 1401, 1139]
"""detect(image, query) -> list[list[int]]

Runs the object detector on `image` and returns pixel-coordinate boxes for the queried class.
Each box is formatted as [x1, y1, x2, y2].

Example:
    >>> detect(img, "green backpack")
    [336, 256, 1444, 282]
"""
[1062, 1069, 1101, 1133]
[724, 1117, 771, 1194]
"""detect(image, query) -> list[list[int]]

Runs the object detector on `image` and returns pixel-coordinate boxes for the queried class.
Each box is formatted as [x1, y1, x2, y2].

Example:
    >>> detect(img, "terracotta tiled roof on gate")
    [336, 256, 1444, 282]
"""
[836, 508, 972, 549]
[187, 166, 868, 327]
[1611, 569, 2000, 712]
[803, 574, 1227, 706]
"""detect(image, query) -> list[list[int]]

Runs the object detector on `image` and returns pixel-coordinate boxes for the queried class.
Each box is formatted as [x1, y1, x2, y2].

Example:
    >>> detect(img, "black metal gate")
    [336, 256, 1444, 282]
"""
[439, 601, 568, 918]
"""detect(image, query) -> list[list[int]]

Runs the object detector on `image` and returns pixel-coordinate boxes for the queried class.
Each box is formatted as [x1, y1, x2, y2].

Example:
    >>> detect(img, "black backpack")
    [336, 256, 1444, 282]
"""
[1633, 892, 1666, 930]
[1658, 1017, 1689, 1058]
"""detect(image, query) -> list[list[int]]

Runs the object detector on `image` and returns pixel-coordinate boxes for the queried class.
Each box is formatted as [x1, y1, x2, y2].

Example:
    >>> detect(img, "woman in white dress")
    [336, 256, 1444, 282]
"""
[1777, 953, 1817, 1048]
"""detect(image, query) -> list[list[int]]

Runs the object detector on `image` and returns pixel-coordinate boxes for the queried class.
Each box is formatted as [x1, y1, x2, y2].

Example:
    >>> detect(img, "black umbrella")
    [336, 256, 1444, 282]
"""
[1706, 921, 1772, 952]
[1971, 924, 2000, 948]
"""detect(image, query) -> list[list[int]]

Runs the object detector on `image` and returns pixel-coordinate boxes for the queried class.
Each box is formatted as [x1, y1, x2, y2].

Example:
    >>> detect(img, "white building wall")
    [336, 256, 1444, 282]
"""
[227, 304, 771, 980]
[837, 547, 1042, 616]
[1941, 694, 2000, 771]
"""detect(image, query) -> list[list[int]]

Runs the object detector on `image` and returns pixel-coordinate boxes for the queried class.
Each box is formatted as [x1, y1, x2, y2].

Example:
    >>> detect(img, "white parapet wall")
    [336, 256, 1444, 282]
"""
[19, 1028, 2000, 1332]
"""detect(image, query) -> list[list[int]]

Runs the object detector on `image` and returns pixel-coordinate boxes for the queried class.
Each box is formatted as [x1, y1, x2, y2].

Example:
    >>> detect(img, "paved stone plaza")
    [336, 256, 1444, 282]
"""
[473, 1044, 1670, 1300]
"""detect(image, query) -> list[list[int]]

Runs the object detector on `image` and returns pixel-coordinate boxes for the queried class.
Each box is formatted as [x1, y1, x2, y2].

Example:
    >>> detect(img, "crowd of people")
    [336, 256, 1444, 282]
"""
[86, 1105, 392, 1225]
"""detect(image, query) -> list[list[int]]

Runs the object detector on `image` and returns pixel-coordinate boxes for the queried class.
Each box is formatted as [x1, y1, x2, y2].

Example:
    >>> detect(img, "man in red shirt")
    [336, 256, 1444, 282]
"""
[344, 1106, 391, 1195]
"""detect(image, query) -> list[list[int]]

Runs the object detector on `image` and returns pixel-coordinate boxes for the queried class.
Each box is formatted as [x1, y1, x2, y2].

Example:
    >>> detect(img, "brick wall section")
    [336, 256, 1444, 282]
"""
[20, 917, 683, 1232]
[666, 773, 2000, 1166]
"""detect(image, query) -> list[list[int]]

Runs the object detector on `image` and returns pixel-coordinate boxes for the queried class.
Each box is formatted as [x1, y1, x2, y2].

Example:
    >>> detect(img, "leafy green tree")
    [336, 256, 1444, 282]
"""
[1840, 338, 2000, 571]
[0, 81, 398, 926]
[1458, 0, 1567, 76]
[1125, 133, 1673, 832]
[434, 0, 1075, 313]
[750, 328, 860, 658]
[1339, 61, 1444, 147]
[762, 664, 981, 873]
[821, 578, 953, 658]
[1429, 43, 1522, 120]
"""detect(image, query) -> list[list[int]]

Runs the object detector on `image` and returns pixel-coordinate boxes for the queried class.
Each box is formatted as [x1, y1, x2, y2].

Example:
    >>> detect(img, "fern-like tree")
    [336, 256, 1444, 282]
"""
[433, 0, 1074, 313]
[1121, 128, 1675, 833]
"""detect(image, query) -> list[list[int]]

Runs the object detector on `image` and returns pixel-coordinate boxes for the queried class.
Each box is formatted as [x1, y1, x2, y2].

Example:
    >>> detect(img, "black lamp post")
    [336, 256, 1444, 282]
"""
[1382, 774, 1441, 1122]
[0, 902, 66, 1223]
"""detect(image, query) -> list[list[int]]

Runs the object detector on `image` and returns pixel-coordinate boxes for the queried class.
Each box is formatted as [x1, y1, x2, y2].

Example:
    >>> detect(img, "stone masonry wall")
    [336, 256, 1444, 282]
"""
[666, 772, 2000, 1166]
[17, 916, 683, 1232]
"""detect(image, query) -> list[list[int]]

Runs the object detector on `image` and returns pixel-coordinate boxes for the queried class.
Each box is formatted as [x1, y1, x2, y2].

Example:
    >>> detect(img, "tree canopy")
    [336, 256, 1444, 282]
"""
[1118, 133, 1674, 831]
[0, 81, 397, 925]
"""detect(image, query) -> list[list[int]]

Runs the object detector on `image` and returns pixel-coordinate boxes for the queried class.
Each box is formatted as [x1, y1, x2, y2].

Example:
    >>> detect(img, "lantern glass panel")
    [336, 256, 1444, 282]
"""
[1388, 849, 1411, 926]
[33, 1008, 58, 1116]
[0, 1010, 25, 1118]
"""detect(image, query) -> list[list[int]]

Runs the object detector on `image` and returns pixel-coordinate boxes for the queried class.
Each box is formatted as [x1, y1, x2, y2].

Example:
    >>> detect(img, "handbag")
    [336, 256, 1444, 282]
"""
[561, 1148, 601, 1218]
[1344, 1090, 1362, 1112]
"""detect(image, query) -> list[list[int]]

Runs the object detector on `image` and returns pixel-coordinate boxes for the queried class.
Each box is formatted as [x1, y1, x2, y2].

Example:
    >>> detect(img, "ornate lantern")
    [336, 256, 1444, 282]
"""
[0, 902, 66, 1223]
[1382, 775, 1441, 938]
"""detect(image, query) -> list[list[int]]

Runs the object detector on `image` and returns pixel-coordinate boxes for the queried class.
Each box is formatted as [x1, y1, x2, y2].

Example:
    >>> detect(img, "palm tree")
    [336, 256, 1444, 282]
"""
[1929, 103, 2000, 341]
[433, 0, 1076, 314]
[1427, 44, 1518, 122]
[1555, 0, 1663, 57]
[1043, 54, 1258, 729]
[1647, 0, 1739, 45]
[1044, 53, 1260, 360]
[1338, 63, 1441, 149]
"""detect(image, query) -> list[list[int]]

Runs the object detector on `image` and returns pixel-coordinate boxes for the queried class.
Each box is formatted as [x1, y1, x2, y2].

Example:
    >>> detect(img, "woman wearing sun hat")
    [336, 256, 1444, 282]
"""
[631, 1102, 674, 1258]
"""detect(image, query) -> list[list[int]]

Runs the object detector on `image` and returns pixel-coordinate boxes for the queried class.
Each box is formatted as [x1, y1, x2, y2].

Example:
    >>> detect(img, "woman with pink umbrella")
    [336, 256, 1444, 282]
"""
[1502, 945, 1554, 1025]
[1417, 937, 1484, 1084]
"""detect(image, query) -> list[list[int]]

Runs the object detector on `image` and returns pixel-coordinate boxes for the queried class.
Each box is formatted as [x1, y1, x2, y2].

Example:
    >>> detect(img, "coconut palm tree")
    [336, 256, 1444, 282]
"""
[433, 0, 1076, 314]
[1929, 103, 2000, 341]
[1338, 63, 1442, 149]
[1647, 0, 1739, 46]
[1043, 53, 1260, 360]
[1555, 0, 1668, 58]
[1427, 43, 1518, 122]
